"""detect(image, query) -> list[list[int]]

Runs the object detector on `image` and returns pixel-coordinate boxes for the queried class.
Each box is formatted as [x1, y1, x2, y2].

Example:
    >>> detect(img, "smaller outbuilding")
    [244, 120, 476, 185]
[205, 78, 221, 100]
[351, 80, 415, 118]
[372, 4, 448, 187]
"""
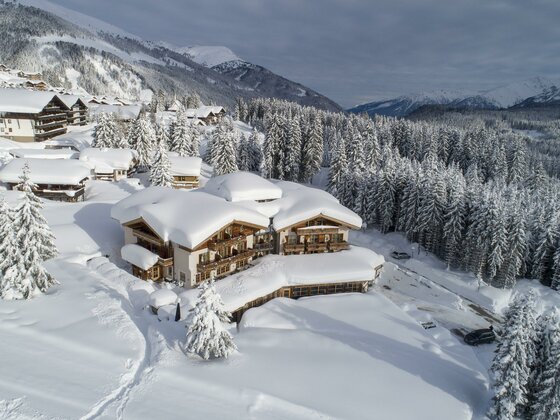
[168, 155, 202, 189]
[79, 147, 138, 181]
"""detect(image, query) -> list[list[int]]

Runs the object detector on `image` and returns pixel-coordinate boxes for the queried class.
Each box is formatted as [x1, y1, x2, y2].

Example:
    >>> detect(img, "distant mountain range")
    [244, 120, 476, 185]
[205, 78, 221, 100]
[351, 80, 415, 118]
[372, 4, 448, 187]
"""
[348, 77, 560, 117]
[3, 0, 341, 111]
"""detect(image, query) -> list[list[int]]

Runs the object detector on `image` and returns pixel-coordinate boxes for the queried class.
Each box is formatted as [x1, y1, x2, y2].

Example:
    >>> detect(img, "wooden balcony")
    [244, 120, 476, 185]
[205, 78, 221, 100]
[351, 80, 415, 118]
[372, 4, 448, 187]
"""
[306, 242, 329, 252]
[254, 242, 273, 252]
[328, 241, 350, 251]
[207, 234, 248, 250]
[296, 227, 342, 235]
[198, 249, 256, 270]
[283, 243, 305, 253]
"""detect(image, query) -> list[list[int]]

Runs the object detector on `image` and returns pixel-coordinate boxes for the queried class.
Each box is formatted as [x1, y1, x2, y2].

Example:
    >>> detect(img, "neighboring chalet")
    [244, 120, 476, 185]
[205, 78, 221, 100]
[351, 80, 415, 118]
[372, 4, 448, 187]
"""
[168, 155, 202, 189]
[185, 106, 225, 125]
[0, 158, 92, 201]
[59, 95, 88, 126]
[111, 173, 378, 294]
[79, 148, 138, 181]
[23, 80, 49, 91]
[17, 71, 42, 80]
[0, 88, 69, 142]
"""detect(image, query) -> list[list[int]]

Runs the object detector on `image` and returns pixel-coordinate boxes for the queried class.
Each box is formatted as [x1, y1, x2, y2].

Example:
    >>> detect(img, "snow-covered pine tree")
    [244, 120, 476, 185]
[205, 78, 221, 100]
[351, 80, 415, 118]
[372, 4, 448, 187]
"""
[132, 114, 155, 169]
[327, 135, 347, 196]
[154, 122, 170, 152]
[0, 195, 16, 295]
[92, 113, 118, 148]
[150, 139, 173, 188]
[285, 116, 302, 181]
[442, 167, 466, 268]
[550, 247, 560, 291]
[488, 291, 538, 420]
[211, 118, 239, 176]
[262, 113, 285, 179]
[1, 164, 58, 299]
[236, 134, 251, 171]
[170, 109, 192, 156]
[248, 128, 263, 173]
[300, 115, 323, 183]
[530, 309, 560, 420]
[184, 279, 237, 360]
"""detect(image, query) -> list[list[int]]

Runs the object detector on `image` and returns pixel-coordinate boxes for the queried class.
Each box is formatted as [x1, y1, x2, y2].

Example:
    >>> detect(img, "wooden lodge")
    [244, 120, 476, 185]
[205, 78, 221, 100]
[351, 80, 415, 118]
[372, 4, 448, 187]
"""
[17, 70, 43, 81]
[169, 156, 202, 189]
[121, 218, 266, 287]
[0, 88, 69, 142]
[79, 148, 138, 181]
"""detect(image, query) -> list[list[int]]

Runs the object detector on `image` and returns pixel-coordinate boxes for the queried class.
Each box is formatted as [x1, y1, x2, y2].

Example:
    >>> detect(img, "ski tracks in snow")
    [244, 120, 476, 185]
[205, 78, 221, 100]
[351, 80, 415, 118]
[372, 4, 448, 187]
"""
[80, 258, 165, 420]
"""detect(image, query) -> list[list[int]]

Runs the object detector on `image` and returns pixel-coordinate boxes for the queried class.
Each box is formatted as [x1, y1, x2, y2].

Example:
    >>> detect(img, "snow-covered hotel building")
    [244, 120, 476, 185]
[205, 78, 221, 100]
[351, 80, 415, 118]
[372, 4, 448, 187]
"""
[112, 172, 383, 294]
[0, 88, 70, 142]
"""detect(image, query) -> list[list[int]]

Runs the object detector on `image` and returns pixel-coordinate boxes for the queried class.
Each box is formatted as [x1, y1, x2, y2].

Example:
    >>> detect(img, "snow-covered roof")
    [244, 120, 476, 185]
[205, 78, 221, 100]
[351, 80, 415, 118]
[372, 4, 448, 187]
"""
[9, 148, 78, 160]
[111, 187, 270, 249]
[58, 94, 88, 109]
[89, 104, 141, 120]
[203, 174, 362, 230]
[184, 106, 225, 119]
[0, 88, 63, 114]
[121, 244, 159, 270]
[168, 155, 202, 177]
[179, 246, 384, 313]
[148, 289, 178, 309]
[79, 147, 137, 172]
[203, 172, 283, 202]
[0, 158, 92, 185]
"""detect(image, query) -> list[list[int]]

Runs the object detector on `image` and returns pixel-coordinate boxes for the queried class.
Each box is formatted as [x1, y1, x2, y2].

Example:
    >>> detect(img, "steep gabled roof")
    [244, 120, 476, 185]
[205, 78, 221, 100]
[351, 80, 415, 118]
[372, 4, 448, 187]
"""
[111, 187, 269, 249]
[0, 88, 65, 114]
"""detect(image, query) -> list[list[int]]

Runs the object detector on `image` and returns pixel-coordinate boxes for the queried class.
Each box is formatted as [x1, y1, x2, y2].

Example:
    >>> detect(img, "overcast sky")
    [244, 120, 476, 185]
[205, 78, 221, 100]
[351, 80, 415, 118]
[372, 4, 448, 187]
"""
[47, 0, 560, 108]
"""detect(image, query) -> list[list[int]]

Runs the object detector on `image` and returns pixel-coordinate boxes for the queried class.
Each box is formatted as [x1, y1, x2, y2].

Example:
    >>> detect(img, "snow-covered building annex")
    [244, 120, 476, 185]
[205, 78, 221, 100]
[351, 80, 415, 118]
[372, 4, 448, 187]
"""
[0, 88, 69, 142]
[79, 148, 138, 181]
[58, 95, 88, 126]
[111, 172, 379, 290]
[88, 104, 142, 122]
[0, 158, 92, 201]
[168, 155, 202, 189]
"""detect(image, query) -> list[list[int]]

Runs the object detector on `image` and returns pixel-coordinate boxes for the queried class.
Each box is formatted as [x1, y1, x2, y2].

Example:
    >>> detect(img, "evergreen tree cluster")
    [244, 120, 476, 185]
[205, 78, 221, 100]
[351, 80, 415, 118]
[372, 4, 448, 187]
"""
[489, 292, 560, 420]
[206, 117, 239, 176]
[0, 165, 58, 300]
[239, 97, 560, 290]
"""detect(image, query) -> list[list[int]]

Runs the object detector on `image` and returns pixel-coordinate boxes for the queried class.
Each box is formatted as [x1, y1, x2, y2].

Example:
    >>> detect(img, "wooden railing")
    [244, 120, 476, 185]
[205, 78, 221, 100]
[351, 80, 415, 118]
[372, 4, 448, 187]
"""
[198, 249, 256, 270]
[283, 243, 305, 253]
[296, 227, 342, 235]
[328, 241, 350, 251]
[306, 242, 328, 252]
[207, 234, 248, 250]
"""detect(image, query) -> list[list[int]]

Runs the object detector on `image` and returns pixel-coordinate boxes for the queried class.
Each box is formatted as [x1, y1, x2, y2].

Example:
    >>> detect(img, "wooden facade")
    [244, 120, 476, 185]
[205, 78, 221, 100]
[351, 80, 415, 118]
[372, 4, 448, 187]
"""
[230, 280, 374, 323]
[279, 216, 352, 255]
[172, 175, 199, 189]
[123, 219, 267, 287]
[7, 179, 87, 202]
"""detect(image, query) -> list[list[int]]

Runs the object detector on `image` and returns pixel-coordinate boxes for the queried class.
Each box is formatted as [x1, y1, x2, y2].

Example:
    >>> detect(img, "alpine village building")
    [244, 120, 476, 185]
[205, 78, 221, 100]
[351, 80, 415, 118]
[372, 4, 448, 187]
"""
[113, 172, 384, 320]
[0, 88, 69, 142]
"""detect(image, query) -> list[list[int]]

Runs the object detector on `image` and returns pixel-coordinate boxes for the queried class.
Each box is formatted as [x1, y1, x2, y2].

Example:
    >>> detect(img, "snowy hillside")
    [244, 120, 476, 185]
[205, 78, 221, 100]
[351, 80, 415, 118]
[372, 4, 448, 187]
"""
[349, 77, 560, 117]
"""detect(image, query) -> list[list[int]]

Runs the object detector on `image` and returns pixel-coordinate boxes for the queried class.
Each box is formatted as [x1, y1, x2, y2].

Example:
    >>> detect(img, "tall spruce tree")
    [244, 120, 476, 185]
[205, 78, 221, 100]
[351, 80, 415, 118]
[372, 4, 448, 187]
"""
[184, 280, 237, 360]
[150, 140, 173, 187]
[211, 118, 239, 176]
[488, 291, 538, 420]
[92, 113, 118, 148]
[1, 165, 58, 299]
[531, 309, 560, 420]
[300, 115, 323, 183]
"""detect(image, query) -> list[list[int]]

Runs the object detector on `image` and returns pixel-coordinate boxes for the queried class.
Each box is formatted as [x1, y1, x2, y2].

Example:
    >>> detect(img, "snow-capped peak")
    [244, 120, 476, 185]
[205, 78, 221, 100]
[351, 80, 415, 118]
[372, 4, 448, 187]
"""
[179, 46, 242, 68]
[481, 76, 557, 108]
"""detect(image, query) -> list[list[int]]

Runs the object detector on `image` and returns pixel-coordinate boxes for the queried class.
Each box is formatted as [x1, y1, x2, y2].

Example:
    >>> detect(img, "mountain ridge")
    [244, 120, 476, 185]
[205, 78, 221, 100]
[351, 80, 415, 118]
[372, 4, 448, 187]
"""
[349, 76, 560, 117]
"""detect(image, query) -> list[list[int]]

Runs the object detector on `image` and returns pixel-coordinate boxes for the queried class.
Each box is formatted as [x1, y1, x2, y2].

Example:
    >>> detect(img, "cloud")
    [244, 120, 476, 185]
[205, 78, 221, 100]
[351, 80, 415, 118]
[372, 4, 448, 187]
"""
[48, 0, 560, 107]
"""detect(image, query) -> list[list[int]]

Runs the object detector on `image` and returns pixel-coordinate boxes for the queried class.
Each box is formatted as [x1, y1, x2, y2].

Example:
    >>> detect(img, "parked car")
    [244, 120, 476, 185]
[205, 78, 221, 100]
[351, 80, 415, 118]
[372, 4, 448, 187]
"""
[464, 327, 496, 346]
[390, 251, 411, 260]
